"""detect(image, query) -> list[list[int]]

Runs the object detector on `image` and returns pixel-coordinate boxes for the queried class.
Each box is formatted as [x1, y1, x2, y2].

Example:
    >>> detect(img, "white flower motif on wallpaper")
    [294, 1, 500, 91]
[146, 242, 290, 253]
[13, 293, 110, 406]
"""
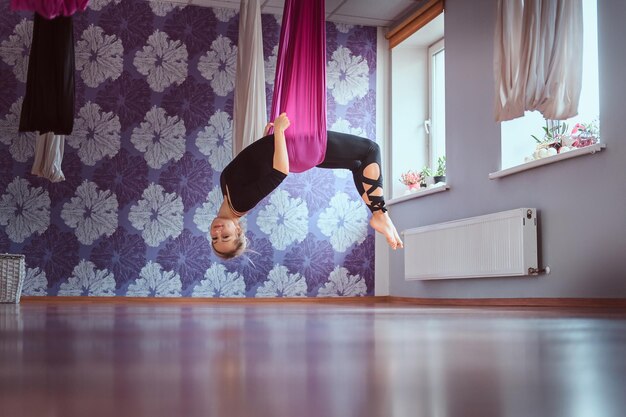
[131, 106, 186, 169]
[23, 267, 48, 296]
[195, 110, 232, 171]
[256, 189, 308, 250]
[134, 30, 188, 93]
[0, 97, 36, 162]
[61, 180, 118, 245]
[327, 45, 369, 105]
[264, 45, 278, 86]
[0, 177, 50, 243]
[126, 261, 182, 297]
[0, 19, 32, 83]
[256, 264, 307, 297]
[148, 1, 185, 17]
[193, 263, 245, 298]
[67, 101, 121, 166]
[213, 8, 236, 22]
[330, 117, 367, 137]
[317, 192, 368, 252]
[129, 183, 184, 247]
[58, 260, 116, 296]
[75, 24, 123, 88]
[335, 22, 355, 34]
[318, 266, 366, 297]
[333, 169, 350, 179]
[88, 0, 122, 11]
[198, 35, 237, 97]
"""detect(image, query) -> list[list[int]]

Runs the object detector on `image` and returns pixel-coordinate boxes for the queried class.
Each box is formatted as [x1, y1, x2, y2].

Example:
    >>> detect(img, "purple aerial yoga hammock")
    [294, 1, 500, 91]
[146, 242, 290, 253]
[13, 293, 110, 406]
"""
[10, 0, 89, 19]
[270, 0, 327, 173]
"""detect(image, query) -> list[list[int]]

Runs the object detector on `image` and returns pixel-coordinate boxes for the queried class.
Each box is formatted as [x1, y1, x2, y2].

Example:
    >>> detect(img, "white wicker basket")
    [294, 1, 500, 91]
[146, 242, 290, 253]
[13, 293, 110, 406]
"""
[0, 254, 26, 304]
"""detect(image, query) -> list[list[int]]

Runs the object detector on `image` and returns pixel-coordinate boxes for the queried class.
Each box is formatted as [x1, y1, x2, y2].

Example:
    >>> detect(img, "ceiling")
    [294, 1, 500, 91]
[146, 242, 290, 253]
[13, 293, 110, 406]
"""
[158, 0, 425, 27]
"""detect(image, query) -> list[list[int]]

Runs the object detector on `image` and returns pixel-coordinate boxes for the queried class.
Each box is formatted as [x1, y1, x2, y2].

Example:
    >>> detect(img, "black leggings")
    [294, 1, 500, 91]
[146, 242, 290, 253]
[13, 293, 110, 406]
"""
[316, 131, 386, 213]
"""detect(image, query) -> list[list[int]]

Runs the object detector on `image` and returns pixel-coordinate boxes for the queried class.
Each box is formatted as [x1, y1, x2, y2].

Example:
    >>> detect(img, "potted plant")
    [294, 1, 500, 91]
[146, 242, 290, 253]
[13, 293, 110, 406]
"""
[419, 166, 433, 187]
[399, 170, 421, 192]
[433, 156, 446, 184]
[530, 120, 568, 159]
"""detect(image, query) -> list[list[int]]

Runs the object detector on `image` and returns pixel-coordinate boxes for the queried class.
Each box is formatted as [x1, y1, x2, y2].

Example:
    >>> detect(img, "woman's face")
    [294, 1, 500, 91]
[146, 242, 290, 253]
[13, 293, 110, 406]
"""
[210, 217, 241, 254]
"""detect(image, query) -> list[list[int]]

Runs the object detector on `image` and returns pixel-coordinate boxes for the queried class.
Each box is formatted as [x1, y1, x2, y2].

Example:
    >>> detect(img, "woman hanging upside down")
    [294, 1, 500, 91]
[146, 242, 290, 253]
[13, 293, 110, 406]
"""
[210, 113, 403, 259]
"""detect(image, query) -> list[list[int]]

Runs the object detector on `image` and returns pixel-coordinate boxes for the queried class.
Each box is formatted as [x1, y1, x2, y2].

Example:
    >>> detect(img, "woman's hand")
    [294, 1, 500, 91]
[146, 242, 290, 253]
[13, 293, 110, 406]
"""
[263, 122, 273, 136]
[273, 113, 290, 132]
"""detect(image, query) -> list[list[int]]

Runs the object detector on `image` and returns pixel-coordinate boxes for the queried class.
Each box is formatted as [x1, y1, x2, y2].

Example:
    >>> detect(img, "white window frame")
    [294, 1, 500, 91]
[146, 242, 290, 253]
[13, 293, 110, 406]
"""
[428, 38, 446, 169]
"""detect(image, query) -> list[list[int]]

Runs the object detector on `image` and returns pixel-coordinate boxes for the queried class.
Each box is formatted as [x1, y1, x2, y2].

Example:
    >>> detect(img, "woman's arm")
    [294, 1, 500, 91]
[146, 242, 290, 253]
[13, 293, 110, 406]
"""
[272, 113, 290, 175]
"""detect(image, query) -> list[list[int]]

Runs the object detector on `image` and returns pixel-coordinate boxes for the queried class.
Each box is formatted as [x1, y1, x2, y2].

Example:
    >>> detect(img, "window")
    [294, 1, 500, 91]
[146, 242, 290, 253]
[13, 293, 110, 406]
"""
[499, 0, 599, 171]
[390, 13, 446, 199]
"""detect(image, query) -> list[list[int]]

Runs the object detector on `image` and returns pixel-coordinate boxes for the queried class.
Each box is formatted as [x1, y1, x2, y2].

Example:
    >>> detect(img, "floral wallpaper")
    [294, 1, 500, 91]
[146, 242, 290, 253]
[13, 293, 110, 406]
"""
[0, 0, 377, 297]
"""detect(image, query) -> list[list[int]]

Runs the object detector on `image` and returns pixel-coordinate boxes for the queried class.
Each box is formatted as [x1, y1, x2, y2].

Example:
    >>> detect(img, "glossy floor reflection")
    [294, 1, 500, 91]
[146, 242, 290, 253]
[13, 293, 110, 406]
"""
[1, 301, 625, 417]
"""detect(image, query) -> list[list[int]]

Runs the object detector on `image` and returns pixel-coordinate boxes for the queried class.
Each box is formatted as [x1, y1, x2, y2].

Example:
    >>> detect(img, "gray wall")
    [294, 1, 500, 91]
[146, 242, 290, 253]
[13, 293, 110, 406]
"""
[388, 0, 626, 298]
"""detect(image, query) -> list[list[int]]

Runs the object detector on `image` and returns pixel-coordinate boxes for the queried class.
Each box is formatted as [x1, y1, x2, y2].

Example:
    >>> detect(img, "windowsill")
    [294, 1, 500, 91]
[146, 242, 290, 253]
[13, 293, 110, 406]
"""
[388, 183, 450, 206]
[489, 143, 606, 180]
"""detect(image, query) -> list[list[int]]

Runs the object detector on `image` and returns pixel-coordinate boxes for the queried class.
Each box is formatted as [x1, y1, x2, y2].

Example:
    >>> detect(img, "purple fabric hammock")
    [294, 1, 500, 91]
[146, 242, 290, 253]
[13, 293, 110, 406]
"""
[10, 0, 89, 19]
[270, 0, 327, 173]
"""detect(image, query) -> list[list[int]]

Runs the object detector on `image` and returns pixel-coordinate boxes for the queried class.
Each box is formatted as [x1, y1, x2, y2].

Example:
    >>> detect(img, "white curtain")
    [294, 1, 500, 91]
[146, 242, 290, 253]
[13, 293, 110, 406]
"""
[494, 0, 583, 121]
[233, 0, 267, 156]
[31, 132, 65, 182]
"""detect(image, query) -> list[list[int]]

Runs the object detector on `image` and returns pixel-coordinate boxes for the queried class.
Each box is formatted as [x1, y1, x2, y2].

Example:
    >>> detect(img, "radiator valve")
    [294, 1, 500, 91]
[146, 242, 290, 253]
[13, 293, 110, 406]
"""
[528, 266, 550, 275]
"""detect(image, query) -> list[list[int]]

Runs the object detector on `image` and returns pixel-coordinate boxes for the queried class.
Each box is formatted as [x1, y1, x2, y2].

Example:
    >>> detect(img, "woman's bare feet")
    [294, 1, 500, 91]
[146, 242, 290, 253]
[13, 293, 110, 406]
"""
[369, 211, 404, 250]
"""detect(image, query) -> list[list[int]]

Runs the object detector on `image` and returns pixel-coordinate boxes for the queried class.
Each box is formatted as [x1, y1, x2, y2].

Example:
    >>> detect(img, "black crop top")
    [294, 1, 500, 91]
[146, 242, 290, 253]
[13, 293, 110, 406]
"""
[219, 134, 287, 214]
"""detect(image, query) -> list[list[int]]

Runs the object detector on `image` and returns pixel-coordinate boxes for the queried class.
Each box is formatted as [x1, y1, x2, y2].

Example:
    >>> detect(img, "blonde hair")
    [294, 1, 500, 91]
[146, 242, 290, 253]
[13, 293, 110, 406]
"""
[212, 228, 248, 260]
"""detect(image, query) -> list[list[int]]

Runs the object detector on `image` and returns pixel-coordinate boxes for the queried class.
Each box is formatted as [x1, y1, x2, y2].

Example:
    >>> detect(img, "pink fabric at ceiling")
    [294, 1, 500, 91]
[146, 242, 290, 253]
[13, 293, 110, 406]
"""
[10, 0, 89, 19]
[270, 0, 327, 173]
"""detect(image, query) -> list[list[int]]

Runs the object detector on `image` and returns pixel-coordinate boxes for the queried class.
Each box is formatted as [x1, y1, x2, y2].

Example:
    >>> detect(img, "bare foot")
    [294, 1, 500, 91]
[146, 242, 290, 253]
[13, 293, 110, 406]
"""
[369, 211, 404, 250]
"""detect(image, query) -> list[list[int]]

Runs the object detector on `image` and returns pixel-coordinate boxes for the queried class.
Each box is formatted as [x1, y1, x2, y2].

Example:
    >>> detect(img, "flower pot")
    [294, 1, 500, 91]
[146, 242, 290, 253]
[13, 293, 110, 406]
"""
[433, 175, 446, 184]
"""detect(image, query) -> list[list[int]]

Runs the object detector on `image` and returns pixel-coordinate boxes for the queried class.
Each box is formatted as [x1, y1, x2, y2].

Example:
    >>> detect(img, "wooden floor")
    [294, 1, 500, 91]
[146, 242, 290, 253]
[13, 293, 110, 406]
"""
[1, 301, 625, 417]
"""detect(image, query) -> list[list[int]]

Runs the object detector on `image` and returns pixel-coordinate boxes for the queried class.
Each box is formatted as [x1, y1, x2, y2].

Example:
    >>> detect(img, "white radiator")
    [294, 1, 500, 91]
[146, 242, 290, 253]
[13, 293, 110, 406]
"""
[403, 208, 538, 280]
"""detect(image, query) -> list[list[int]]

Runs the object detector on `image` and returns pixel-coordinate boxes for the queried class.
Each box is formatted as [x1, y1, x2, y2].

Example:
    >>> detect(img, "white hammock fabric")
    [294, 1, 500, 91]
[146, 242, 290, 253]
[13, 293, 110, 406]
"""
[31, 132, 65, 182]
[494, 0, 583, 121]
[232, 0, 267, 157]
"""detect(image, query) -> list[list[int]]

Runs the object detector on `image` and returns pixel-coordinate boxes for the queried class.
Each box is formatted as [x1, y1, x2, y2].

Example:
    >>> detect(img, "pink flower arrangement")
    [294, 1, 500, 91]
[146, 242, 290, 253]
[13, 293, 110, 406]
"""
[571, 123, 586, 136]
[399, 170, 421, 186]
[570, 122, 599, 148]
[528, 119, 600, 161]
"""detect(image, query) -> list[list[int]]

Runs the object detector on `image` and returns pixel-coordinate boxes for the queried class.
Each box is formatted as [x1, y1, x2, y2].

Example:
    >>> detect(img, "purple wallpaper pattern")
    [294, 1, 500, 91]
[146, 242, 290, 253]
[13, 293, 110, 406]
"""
[0, 0, 377, 297]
